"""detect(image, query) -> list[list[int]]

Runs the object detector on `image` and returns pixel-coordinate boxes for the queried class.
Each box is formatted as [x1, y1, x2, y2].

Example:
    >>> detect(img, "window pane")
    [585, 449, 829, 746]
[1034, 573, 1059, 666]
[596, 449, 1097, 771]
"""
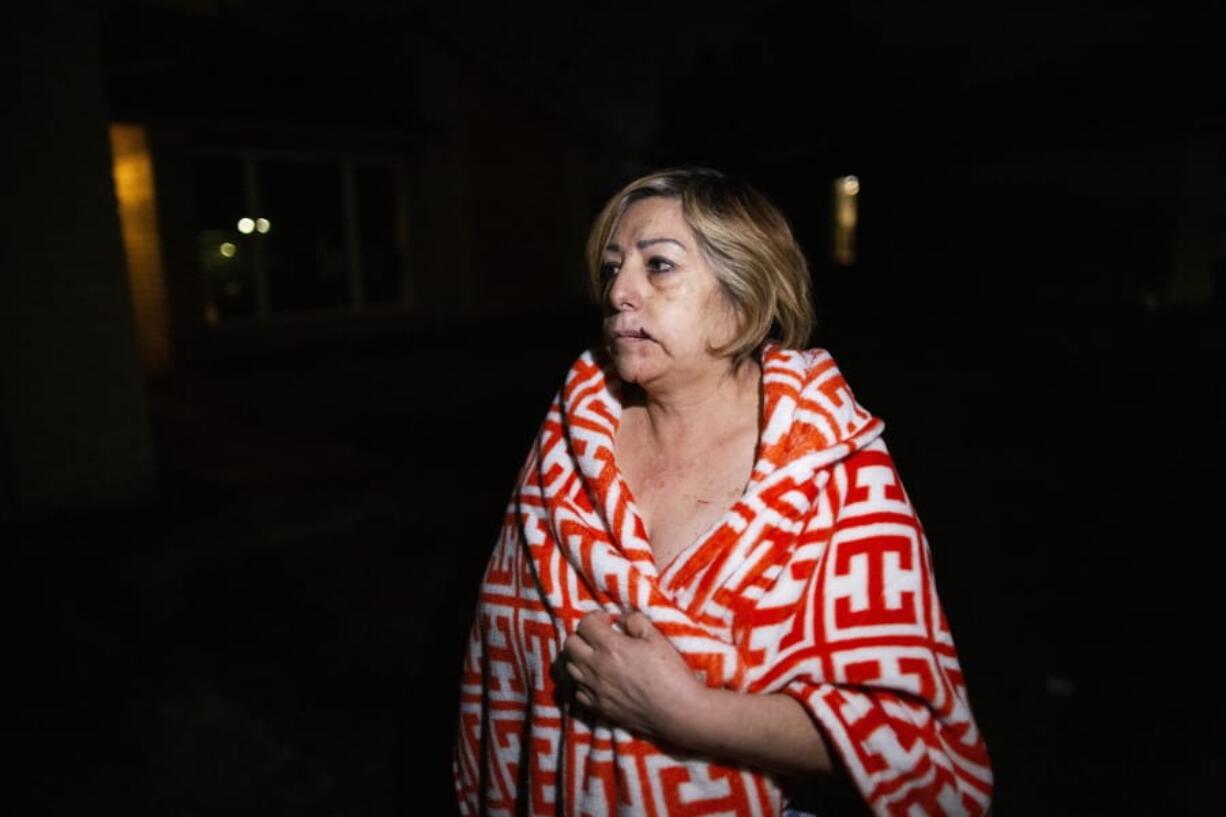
[261, 160, 348, 313]
[193, 157, 255, 321]
[356, 165, 404, 305]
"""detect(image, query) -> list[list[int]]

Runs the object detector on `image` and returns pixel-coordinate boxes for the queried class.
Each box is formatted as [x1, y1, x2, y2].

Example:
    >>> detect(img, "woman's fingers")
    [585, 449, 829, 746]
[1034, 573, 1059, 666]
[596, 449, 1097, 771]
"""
[563, 614, 622, 712]
[563, 628, 595, 662]
[562, 626, 600, 698]
[564, 611, 617, 684]
[565, 659, 587, 683]
[575, 611, 617, 647]
[623, 611, 657, 640]
[559, 610, 696, 739]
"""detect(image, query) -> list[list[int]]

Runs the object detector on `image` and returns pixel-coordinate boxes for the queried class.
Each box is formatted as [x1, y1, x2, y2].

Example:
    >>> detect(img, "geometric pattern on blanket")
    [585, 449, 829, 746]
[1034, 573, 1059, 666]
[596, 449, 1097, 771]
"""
[454, 345, 993, 816]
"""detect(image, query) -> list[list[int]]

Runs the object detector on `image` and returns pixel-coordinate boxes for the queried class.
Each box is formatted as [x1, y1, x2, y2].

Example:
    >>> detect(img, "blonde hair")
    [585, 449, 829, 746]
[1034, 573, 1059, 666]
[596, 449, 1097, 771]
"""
[585, 167, 815, 362]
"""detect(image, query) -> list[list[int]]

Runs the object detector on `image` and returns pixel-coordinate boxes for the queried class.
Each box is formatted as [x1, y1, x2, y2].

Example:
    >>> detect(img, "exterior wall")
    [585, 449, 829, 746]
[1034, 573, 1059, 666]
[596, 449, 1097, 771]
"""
[841, 138, 1190, 309]
[130, 28, 614, 362]
[2, 2, 155, 516]
[411, 30, 606, 319]
[1171, 127, 1226, 306]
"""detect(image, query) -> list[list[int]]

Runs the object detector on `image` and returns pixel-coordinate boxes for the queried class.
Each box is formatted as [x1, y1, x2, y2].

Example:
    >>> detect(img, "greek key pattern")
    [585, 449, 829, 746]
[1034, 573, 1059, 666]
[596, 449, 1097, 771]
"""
[455, 347, 992, 816]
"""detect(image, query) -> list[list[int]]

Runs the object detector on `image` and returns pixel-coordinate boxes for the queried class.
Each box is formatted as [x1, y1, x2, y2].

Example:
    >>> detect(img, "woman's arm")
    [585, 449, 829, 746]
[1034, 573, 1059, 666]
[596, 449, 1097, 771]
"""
[562, 611, 833, 778]
[676, 684, 833, 778]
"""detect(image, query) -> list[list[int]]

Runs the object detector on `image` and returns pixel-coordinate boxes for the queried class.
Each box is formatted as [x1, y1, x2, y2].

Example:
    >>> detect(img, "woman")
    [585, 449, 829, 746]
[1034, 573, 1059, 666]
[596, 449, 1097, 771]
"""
[454, 168, 992, 816]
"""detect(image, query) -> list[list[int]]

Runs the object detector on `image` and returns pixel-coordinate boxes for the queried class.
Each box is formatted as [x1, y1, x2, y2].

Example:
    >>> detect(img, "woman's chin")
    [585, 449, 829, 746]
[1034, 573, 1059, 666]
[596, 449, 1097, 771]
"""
[610, 353, 658, 387]
[612, 361, 645, 385]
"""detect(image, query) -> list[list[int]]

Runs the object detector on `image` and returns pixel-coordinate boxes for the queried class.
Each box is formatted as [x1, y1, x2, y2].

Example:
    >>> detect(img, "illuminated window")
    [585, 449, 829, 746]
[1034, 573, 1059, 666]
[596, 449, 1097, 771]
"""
[832, 175, 859, 266]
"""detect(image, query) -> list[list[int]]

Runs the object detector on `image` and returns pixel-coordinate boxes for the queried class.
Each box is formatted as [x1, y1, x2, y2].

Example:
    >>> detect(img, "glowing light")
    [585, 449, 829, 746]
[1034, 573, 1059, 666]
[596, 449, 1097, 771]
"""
[237, 217, 255, 234]
[832, 175, 859, 266]
[255, 217, 270, 234]
[220, 242, 237, 258]
[109, 122, 171, 371]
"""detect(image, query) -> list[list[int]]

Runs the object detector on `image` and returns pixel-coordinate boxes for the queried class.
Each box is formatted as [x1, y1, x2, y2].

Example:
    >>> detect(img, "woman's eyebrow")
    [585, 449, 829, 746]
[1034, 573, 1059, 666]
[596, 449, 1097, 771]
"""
[637, 237, 686, 251]
[604, 237, 687, 254]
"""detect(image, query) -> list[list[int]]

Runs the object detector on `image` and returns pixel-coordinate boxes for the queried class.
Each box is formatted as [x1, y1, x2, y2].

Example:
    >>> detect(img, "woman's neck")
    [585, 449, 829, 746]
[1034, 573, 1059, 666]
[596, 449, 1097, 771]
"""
[628, 358, 761, 460]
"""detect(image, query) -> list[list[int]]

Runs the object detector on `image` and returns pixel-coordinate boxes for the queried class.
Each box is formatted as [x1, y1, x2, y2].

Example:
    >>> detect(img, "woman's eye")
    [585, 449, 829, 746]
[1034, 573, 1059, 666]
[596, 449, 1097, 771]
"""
[647, 257, 676, 273]
[599, 261, 620, 280]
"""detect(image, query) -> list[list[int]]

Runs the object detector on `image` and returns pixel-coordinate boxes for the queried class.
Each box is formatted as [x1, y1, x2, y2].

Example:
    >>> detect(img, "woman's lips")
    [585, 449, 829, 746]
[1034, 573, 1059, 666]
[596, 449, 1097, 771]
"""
[610, 325, 652, 338]
[611, 329, 653, 344]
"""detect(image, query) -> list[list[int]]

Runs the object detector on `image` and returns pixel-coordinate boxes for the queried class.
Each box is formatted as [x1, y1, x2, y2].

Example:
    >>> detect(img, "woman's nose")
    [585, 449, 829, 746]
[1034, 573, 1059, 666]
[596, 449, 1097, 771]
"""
[607, 262, 644, 311]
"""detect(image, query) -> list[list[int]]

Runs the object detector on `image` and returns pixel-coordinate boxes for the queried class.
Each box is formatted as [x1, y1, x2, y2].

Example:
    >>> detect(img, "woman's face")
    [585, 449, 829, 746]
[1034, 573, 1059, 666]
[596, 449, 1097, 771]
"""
[601, 196, 738, 392]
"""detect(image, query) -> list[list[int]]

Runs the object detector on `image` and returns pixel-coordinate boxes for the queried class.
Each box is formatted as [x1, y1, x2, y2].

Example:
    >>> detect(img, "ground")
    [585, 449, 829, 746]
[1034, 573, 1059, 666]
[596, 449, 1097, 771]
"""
[9, 301, 1220, 815]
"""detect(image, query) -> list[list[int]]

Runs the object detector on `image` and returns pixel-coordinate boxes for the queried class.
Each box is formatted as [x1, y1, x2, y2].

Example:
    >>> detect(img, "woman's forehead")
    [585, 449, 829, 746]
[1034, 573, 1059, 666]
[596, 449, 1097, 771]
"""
[609, 197, 692, 248]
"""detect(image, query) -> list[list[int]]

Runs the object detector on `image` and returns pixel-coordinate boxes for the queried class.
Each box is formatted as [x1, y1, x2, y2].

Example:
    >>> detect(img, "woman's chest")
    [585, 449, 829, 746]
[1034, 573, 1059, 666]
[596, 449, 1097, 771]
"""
[621, 439, 756, 570]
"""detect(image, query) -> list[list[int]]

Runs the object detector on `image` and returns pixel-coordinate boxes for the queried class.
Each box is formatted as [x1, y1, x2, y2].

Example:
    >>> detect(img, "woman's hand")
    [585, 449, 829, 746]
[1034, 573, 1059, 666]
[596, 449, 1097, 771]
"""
[561, 610, 704, 741]
[561, 610, 834, 778]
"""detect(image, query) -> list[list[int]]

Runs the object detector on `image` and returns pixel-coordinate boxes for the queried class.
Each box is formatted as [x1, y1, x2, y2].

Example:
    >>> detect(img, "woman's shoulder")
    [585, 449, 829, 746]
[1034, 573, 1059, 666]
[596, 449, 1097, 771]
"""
[559, 347, 611, 389]
[761, 344, 845, 385]
[554, 347, 619, 412]
[760, 343, 882, 448]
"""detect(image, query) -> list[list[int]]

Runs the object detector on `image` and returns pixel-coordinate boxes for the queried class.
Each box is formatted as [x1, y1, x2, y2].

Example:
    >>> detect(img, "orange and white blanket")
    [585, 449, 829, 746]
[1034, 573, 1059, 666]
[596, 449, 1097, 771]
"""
[454, 345, 992, 816]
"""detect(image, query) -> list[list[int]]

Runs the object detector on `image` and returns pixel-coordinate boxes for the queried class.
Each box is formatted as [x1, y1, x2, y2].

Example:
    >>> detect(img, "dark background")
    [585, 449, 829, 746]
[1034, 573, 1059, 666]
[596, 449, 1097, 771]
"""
[4, 1, 1223, 815]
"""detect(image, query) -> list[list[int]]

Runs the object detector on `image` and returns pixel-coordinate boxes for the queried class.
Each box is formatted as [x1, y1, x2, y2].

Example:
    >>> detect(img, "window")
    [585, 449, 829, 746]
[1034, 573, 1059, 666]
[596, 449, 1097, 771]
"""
[354, 164, 404, 306]
[190, 152, 410, 323]
[263, 160, 348, 313]
[195, 157, 257, 322]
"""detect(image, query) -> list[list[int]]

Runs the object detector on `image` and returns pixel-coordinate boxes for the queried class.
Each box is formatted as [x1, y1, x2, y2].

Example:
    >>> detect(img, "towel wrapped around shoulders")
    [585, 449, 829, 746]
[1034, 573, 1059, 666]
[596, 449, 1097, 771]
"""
[454, 345, 993, 817]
